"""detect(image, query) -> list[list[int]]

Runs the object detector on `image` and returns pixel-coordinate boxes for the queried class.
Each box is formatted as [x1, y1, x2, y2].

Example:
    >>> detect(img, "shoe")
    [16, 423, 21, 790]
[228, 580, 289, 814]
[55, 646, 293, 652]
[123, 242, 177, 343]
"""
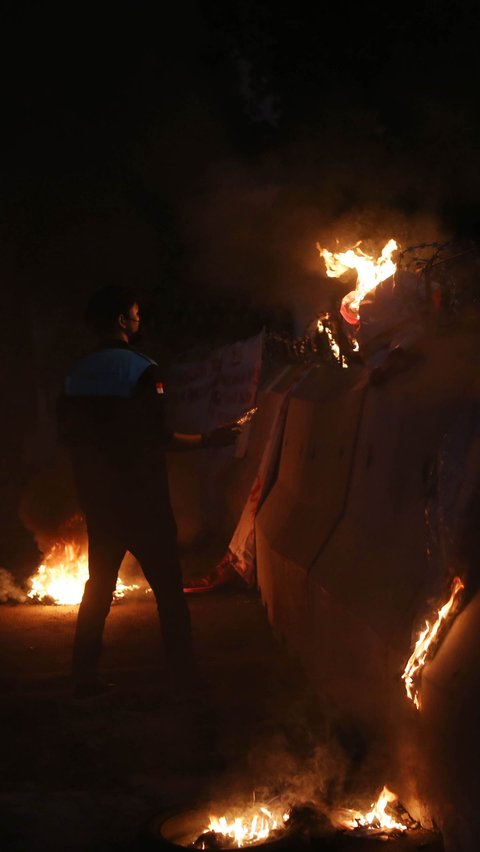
[73, 678, 115, 700]
[183, 561, 248, 594]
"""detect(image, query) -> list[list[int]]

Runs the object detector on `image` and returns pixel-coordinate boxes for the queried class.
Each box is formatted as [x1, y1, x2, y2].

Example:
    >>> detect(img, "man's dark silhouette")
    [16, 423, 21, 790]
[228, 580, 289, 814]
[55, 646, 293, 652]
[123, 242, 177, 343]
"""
[58, 286, 239, 699]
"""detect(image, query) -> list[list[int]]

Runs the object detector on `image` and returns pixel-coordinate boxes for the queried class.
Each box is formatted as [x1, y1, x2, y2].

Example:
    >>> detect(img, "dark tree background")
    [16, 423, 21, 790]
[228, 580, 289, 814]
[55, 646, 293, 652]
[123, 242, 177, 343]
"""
[1, 0, 479, 574]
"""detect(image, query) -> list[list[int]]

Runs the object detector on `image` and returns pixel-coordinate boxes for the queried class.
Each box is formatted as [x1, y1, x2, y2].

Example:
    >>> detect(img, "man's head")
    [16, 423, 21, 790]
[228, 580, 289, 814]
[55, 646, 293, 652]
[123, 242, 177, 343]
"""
[85, 286, 141, 343]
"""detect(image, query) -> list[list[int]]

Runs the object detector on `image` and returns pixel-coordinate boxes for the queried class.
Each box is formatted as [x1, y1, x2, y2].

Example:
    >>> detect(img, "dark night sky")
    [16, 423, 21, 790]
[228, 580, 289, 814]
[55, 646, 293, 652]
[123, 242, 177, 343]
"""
[2, 1, 480, 347]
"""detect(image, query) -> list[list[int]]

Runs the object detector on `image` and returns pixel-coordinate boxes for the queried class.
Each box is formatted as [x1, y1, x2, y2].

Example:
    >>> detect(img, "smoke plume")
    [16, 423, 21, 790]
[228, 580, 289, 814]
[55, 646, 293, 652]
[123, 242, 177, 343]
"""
[0, 568, 26, 603]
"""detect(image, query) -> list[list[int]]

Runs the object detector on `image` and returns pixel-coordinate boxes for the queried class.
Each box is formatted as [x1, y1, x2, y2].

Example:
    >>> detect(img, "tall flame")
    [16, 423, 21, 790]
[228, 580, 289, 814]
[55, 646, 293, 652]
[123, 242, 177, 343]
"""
[336, 786, 408, 832]
[402, 576, 464, 710]
[317, 239, 398, 323]
[27, 541, 140, 605]
[359, 786, 407, 832]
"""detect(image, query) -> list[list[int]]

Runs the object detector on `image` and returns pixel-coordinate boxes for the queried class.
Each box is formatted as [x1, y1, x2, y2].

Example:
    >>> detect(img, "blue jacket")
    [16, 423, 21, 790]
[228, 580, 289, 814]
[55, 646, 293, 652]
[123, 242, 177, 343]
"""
[65, 346, 157, 398]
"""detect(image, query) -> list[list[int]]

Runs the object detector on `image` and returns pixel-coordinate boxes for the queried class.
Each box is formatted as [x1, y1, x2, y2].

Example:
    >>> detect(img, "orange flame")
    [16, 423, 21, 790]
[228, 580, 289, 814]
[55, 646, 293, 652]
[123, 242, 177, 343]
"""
[336, 786, 407, 832]
[204, 806, 288, 848]
[317, 318, 348, 368]
[317, 239, 398, 323]
[402, 576, 464, 710]
[27, 541, 141, 605]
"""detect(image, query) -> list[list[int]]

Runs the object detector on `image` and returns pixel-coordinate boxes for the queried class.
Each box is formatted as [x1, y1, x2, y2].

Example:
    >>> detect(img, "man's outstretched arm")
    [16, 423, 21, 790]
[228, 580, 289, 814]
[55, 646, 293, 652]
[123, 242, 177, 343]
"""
[169, 424, 241, 450]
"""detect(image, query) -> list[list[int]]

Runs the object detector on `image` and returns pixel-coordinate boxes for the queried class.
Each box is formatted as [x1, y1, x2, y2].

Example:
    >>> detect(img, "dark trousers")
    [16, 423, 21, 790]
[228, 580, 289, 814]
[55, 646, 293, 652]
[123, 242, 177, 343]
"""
[72, 497, 194, 687]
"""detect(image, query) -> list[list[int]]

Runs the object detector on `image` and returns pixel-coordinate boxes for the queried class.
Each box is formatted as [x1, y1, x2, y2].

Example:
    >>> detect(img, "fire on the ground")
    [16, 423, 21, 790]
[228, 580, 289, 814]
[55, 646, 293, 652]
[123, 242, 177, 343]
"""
[27, 539, 143, 605]
[191, 786, 419, 849]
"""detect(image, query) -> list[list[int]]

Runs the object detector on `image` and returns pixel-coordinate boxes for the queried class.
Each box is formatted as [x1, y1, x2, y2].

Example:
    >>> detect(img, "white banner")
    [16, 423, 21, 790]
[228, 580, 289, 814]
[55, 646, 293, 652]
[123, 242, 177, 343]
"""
[166, 333, 263, 554]
[166, 332, 263, 437]
[219, 365, 315, 586]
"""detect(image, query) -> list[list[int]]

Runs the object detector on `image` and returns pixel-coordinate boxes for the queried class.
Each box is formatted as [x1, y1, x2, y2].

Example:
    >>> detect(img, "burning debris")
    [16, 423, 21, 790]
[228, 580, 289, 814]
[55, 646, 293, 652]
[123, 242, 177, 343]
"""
[27, 540, 89, 605]
[155, 786, 440, 850]
[193, 806, 289, 849]
[312, 238, 400, 367]
[402, 575, 465, 710]
[333, 785, 417, 838]
[26, 537, 145, 605]
[273, 237, 479, 377]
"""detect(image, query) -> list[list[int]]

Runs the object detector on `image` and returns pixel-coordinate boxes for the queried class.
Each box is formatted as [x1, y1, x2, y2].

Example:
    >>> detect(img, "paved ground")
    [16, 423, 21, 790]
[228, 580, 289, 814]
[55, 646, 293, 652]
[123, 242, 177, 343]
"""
[0, 590, 327, 852]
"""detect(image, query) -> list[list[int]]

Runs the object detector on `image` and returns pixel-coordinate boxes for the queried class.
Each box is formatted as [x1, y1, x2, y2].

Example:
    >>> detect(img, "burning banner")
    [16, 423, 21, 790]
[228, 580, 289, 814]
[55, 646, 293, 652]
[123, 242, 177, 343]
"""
[316, 237, 443, 382]
[317, 238, 399, 326]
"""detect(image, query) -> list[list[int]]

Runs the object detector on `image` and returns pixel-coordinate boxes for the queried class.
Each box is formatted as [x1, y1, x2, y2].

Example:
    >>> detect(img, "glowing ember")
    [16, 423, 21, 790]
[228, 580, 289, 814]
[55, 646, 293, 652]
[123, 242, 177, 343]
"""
[317, 318, 348, 368]
[27, 541, 140, 605]
[402, 576, 464, 710]
[198, 806, 289, 848]
[336, 786, 408, 833]
[236, 407, 259, 426]
[317, 238, 398, 323]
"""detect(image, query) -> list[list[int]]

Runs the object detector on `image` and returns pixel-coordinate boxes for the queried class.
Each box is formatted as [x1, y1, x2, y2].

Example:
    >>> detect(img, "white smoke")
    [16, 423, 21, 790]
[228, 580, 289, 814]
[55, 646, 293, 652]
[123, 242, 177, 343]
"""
[0, 567, 27, 603]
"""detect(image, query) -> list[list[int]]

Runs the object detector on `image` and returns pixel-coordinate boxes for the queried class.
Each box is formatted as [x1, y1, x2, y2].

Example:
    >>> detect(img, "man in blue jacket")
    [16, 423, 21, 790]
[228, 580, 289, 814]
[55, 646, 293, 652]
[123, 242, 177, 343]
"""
[59, 285, 240, 699]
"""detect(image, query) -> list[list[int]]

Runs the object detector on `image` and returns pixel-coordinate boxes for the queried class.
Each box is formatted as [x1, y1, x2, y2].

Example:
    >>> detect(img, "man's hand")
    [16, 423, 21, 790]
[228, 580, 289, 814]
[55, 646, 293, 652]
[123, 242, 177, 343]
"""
[202, 423, 242, 448]
[170, 425, 241, 450]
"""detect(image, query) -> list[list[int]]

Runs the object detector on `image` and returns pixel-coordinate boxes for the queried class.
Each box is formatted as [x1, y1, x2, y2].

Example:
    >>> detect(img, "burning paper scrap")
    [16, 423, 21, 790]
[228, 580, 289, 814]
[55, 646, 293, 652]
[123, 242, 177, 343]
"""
[402, 576, 465, 710]
[317, 239, 398, 324]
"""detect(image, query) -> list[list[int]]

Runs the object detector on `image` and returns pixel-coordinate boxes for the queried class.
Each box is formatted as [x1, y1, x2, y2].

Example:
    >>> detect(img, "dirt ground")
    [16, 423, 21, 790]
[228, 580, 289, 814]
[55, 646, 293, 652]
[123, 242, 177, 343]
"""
[0, 588, 326, 852]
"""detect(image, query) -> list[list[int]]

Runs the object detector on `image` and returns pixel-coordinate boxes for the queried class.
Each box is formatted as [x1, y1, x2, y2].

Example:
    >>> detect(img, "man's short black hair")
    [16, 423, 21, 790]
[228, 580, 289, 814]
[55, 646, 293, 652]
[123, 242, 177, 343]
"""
[85, 285, 139, 335]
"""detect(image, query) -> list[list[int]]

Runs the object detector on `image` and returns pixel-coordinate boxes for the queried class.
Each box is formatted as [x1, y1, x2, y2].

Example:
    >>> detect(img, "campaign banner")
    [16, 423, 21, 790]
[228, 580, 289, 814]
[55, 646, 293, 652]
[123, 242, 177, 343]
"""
[166, 332, 263, 438]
